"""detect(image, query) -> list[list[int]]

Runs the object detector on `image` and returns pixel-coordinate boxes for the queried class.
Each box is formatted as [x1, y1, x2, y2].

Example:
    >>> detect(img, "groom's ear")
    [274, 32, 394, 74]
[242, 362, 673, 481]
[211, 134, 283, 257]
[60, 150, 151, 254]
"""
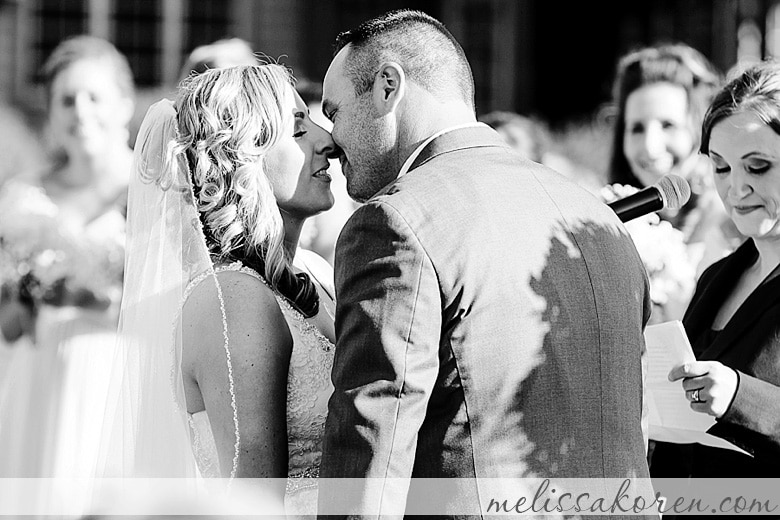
[372, 62, 404, 115]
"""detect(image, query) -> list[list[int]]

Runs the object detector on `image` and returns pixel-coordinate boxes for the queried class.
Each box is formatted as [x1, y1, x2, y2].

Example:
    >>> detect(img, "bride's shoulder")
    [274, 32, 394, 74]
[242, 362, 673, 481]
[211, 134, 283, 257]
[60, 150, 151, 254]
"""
[186, 264, 274, 306]
[183, 266, 292, 357]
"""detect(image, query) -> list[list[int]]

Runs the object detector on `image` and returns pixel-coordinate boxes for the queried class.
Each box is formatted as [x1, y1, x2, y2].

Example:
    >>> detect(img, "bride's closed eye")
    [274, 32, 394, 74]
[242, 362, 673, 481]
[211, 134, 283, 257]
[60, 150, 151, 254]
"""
[294, 110, 307, 138]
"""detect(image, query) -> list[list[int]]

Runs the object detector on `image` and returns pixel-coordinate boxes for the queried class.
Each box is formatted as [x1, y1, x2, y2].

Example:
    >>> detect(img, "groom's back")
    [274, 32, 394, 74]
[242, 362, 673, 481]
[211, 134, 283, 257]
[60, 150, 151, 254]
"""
[325, 129, 652, 518]
[385, 141, 651, 481]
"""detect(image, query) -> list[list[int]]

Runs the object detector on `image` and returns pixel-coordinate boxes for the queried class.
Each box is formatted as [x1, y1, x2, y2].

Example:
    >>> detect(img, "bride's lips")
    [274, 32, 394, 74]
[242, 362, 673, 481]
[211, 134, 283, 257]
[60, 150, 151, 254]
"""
[312, 165, 331, 181]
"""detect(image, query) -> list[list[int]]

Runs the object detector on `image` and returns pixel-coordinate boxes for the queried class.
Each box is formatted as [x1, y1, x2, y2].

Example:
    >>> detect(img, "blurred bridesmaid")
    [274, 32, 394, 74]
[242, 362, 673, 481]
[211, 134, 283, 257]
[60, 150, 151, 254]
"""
[0, 35, 134, 481]
[607, 43, 740, 322]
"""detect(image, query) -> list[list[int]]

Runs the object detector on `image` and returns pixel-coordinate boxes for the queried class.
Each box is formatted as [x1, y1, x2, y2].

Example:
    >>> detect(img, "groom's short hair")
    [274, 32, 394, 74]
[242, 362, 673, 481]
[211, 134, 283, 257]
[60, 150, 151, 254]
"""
[334, 9, 475, 109]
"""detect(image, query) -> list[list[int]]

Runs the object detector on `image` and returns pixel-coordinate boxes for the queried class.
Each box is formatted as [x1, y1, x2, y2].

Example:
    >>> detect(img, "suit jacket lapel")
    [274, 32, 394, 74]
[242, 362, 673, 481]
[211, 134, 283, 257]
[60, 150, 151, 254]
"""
[408, 125, 509, 173]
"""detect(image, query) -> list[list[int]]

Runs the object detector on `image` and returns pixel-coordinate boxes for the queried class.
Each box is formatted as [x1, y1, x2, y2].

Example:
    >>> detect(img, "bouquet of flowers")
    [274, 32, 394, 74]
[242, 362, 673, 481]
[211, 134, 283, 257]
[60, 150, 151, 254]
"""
[601, 183, 697, 321]
[0, 181, 124, 312]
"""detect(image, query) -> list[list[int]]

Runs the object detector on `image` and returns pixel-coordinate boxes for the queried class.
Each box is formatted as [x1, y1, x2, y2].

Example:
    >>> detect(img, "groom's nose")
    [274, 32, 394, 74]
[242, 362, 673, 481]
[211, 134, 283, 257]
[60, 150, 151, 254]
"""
[328, 143, 344, 161]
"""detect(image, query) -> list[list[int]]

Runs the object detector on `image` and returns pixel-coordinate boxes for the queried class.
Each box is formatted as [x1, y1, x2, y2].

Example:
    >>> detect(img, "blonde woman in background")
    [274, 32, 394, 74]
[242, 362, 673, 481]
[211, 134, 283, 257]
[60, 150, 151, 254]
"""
[0, 35, 134, 484]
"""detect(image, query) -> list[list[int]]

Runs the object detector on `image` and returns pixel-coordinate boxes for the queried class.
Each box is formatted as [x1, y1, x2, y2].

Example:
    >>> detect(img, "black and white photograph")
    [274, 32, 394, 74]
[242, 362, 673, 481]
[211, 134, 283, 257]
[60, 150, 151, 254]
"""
[0, 1, 778, 518]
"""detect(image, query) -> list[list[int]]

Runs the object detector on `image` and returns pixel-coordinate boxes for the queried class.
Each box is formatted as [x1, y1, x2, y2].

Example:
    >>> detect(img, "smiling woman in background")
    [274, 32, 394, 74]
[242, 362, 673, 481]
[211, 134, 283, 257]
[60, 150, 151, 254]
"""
[0, 35, 134, 482]
[607, 44, 740, 322]
[651, 61, 780, 478]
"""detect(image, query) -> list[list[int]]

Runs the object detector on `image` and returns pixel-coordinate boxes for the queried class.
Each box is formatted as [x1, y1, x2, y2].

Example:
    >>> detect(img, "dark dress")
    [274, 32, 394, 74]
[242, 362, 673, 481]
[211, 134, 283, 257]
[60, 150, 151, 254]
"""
[650, 239, 780, 477]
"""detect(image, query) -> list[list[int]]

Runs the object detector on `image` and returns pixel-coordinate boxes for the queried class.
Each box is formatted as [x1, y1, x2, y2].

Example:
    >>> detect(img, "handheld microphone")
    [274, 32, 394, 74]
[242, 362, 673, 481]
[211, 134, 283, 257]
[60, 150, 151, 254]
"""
[608, 174, 691, 223]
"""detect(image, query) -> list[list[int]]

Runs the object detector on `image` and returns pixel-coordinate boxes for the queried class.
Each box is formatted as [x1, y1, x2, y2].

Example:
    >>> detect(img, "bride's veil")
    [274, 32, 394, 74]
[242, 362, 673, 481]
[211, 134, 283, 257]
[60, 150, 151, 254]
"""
[96, 99, 238, 479]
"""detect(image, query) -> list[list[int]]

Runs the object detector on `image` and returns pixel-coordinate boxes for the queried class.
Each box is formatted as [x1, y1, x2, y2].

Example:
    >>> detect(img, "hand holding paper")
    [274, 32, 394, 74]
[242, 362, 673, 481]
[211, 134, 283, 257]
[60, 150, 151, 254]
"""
[668, 360, 739, 418]
[644, 321, 747, 454]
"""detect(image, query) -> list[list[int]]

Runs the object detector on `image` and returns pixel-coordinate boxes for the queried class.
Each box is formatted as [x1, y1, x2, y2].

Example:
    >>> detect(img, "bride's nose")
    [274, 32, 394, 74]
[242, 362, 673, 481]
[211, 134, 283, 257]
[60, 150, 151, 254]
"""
[314, 125, 336, 158]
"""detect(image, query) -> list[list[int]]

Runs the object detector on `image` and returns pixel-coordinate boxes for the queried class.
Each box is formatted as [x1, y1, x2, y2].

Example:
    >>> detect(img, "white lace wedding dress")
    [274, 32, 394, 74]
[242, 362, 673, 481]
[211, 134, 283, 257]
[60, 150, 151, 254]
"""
[182, 250, 335, 517]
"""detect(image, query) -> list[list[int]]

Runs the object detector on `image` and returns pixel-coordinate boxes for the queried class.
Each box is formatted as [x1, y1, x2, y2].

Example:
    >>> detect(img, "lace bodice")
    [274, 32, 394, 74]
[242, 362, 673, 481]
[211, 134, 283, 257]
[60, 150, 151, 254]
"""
[183, 258, 334, 500]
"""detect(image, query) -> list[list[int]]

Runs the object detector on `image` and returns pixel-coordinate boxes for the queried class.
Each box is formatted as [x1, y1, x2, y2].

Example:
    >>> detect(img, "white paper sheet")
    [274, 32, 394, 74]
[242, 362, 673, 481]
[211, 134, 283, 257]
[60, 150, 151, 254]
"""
[644, 321, 748, 454]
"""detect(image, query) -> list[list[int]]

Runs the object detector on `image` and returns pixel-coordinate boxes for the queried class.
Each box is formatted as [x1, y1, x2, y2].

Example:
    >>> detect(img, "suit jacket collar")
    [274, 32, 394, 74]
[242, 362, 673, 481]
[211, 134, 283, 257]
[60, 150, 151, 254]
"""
[684, 239, 780, 360]
[407, 125, 510, 173]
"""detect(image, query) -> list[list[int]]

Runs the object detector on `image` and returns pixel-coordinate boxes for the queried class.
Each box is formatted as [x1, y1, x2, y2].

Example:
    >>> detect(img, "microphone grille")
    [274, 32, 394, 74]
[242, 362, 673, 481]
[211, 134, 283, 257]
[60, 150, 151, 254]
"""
[655, 174, 691, 210]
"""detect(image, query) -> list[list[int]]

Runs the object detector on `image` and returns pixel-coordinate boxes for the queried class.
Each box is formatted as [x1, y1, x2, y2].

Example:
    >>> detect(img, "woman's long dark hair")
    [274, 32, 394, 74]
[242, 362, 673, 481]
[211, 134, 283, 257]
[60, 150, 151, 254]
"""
[608, 44, 721, 188]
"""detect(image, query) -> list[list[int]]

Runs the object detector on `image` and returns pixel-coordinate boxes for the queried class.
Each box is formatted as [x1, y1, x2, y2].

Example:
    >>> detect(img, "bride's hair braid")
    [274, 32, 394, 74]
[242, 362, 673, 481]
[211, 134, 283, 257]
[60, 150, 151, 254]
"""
[174, 64, 319, 317]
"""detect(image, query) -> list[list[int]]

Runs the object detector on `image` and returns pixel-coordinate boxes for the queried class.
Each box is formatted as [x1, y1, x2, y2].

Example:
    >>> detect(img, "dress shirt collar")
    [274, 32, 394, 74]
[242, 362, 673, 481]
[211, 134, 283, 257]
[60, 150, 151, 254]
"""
[370, 122, 488, 199]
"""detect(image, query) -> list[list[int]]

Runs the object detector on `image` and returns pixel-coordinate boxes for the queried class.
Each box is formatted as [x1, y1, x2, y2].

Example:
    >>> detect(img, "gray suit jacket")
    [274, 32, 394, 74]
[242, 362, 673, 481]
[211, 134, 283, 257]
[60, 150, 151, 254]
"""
[319, 126, 652, 518]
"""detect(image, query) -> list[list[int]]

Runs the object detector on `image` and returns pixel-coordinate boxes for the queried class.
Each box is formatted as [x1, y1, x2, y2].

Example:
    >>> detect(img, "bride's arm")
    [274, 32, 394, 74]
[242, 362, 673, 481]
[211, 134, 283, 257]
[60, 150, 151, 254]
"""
[182, 270, 292, 479]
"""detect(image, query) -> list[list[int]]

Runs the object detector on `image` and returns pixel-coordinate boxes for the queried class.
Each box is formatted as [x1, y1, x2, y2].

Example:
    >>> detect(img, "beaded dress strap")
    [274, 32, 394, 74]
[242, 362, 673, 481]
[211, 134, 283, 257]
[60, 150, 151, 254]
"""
[215, 262, 334, 351]
[180, 261, 333, 481]
[180, 261, 257, 479]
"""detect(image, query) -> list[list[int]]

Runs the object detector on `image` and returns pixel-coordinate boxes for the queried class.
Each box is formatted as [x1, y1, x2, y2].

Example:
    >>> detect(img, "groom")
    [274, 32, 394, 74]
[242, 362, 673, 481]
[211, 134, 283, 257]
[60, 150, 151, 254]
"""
[319, 9, 653, 518]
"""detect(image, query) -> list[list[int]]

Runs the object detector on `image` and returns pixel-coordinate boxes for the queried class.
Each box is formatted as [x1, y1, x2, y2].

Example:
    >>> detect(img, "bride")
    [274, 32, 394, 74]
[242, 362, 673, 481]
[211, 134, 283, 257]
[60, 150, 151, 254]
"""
[100, 64, 337, 516]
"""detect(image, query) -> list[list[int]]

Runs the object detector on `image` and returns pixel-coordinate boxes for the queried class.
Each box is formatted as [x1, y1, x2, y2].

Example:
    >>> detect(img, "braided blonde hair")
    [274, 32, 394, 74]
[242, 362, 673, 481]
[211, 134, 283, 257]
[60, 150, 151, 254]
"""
[174, 64, 318, 316]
